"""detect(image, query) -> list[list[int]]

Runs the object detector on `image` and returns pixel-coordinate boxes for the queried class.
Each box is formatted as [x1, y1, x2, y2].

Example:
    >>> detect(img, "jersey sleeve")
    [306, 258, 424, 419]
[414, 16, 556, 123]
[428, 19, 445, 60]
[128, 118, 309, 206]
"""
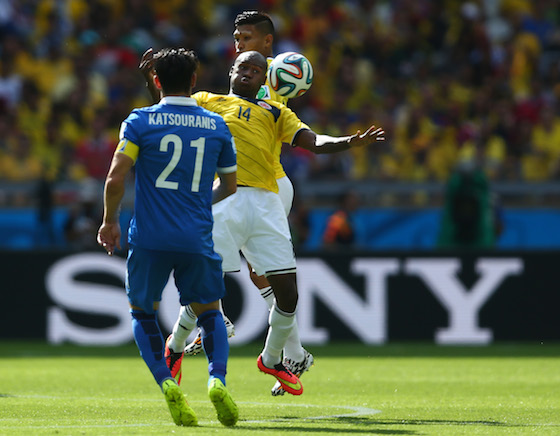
[117, 111, 142, 163]
[119, 110, 141, 142]
[216, 118, 237, 174]
[277, 105, 310, 146]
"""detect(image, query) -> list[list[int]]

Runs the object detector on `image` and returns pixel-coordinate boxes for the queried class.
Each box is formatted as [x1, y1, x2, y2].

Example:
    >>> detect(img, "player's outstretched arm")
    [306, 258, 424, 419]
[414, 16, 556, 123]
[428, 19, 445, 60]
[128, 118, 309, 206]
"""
[97, 153, 133, 255]
[139, 48, 161, 104]
[294, 124, 385, 154]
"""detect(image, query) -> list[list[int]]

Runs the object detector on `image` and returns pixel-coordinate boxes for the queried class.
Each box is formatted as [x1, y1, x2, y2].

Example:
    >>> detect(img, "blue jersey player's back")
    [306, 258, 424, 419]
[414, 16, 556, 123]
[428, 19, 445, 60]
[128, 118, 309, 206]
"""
[118, 96, 237, 253]
[98, 48, 239, 427]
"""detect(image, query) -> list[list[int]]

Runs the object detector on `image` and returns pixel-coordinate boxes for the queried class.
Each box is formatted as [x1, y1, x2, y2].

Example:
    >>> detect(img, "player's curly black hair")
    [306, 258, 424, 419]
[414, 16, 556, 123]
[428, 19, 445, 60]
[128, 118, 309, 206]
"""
[234, 10, 275, 37]
[153, 48, 199, 95]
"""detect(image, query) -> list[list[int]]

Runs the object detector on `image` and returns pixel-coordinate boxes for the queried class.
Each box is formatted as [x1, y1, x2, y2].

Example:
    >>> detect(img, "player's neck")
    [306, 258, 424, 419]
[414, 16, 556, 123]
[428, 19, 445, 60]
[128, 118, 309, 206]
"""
[228, 90, 256, 99]
[163, 93, 192, 98]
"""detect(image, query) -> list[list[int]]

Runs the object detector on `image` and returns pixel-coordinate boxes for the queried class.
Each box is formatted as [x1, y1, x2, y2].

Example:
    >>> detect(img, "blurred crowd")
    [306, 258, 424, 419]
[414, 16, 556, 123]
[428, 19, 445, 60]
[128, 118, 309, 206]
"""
[0, 0, 560, 207]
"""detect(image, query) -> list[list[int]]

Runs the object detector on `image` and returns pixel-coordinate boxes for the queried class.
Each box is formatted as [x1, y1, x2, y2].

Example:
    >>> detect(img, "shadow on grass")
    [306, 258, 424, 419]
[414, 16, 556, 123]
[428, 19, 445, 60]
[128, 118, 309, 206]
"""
[233, 416, 417, 434]
[237, 417, 414, 434]
[238, 428, 414, 435]
[350, 418, 507, 426]
[236, 416, 557, 433]
[334, 417, 558, 429]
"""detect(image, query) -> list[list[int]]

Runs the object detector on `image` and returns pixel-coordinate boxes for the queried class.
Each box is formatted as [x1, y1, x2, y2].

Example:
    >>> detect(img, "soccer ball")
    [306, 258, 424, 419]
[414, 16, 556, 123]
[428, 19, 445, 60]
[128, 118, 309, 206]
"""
[267, 52, 313, 99]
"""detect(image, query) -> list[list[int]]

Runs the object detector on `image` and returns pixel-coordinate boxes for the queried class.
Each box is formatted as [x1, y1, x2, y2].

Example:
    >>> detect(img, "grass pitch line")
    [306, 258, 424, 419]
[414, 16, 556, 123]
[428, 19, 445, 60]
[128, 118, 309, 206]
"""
[5, 396, 381, 427]
[240, 402, 382, 423]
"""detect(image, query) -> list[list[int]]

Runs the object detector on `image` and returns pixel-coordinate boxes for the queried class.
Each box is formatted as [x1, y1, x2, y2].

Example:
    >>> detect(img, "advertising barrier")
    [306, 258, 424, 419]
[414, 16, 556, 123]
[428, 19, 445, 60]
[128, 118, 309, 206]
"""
[2, 250, 558, 344]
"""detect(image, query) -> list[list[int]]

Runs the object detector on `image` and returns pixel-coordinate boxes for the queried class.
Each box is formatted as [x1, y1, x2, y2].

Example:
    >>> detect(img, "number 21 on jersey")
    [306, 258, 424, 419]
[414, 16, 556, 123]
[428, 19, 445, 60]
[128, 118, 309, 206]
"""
[155, 134, 205, 192]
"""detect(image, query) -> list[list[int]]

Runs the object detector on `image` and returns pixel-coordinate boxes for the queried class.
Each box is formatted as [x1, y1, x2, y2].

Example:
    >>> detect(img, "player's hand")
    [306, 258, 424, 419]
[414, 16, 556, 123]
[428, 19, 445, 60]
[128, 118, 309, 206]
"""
[348, 125, 385, 148]
[139, 48, 154, 81]
[97, 223, 122, 256]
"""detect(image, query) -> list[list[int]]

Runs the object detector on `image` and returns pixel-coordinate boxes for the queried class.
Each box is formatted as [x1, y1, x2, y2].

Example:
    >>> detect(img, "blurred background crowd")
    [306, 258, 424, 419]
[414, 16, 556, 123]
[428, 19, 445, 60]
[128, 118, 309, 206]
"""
[0, 0, 559, 208]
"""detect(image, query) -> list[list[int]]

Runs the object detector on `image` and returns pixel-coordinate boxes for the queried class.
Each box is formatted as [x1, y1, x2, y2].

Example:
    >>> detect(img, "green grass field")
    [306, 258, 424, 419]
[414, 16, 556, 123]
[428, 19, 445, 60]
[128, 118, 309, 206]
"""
[0, 342, 559, 435]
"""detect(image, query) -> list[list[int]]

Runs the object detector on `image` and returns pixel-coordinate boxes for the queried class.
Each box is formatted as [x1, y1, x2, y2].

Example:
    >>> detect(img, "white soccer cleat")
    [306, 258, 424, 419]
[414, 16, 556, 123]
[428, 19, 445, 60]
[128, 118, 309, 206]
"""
[184, 316, 235, 356]
[271, 349, 314, 396]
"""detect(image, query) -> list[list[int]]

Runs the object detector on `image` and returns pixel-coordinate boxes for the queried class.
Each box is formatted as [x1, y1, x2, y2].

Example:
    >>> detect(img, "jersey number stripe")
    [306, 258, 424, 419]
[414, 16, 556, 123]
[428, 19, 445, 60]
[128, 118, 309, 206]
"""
[155, 134, 206, 192]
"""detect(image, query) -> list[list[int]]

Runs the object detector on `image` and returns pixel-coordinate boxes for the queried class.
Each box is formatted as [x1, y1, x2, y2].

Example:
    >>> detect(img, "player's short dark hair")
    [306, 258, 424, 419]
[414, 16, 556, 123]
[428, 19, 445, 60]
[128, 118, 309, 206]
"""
[153, 48, 199, 94]
[234, 10, 275, 37]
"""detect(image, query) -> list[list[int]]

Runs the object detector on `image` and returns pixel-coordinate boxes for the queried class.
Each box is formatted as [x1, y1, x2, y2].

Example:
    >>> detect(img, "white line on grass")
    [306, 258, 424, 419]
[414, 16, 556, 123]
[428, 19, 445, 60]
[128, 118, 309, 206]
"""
[240, 402, 382, 423]
[1, 396, 382, 429]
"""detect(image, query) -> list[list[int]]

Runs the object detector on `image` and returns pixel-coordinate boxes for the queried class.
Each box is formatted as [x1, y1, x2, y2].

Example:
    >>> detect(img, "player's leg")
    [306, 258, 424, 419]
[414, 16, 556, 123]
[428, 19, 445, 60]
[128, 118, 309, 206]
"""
[177, 252, 238, 427]
[164, 304, 197, 383]
[272, 175, 313, 394]
[261, 272, 298, 364]
[248, 263, 312, 395]
[184, 300, 235, 356]
[182, 191, 245, 356]
[256, 272, 303, 396]
[166, 302, 233, 361]
[255, 281, 314, 395]
[190, 302, 238, 426]
[242, 188, 303, 395]
[126, 247, 197, 426]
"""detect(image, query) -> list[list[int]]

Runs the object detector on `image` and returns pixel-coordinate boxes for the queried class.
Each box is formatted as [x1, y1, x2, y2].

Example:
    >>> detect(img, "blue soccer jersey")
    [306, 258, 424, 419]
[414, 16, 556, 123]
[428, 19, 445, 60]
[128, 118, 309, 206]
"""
[118, 96, 236, 253]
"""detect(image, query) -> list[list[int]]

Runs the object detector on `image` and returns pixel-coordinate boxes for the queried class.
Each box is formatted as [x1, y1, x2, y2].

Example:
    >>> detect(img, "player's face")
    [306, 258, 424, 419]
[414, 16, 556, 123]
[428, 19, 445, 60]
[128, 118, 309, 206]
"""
[230, 58, 267, 98]
[233, 25, 268, 55]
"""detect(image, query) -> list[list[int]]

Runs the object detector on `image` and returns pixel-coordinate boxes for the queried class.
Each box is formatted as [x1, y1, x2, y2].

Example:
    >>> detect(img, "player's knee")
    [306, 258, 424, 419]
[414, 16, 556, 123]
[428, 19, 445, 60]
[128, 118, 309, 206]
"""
[277, 291, 298, 313]
[267, 274, 298, 312]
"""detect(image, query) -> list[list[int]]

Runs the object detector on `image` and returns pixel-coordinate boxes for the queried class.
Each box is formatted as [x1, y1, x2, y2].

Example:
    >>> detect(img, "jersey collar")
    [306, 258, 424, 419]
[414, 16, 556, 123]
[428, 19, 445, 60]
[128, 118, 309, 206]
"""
[160, 96, 198, 106]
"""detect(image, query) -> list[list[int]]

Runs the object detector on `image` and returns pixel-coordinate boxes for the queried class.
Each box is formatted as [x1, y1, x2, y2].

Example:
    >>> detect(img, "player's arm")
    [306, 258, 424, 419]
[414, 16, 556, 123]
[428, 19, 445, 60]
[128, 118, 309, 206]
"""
[294, 125, 385, 154]
[212, 170, 237, 204]
[139, 48, 161, 104]
[97, 151, 134, 255]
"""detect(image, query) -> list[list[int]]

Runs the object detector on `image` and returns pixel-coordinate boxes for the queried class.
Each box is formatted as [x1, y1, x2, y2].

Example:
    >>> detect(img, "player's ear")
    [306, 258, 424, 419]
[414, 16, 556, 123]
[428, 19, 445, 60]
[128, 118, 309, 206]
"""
[153, 74, 162, 90]
[264, 34, 273, 51]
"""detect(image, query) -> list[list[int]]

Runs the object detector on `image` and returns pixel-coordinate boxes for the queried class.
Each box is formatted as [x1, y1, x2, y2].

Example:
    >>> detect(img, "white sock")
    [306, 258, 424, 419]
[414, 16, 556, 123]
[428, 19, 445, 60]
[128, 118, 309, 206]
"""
[260, 286, 304, 362]
[259, 286, 274, 309]
[283, 322, 305, 362]
[261, 305, 296, 368]
[168, 305, 197, 352]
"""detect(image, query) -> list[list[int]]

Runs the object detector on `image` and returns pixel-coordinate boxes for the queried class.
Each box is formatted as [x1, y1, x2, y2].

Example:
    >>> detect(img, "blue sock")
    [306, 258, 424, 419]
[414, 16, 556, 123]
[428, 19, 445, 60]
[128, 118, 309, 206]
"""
[130, 310, 172, 386]
[197, 310, 228, 386]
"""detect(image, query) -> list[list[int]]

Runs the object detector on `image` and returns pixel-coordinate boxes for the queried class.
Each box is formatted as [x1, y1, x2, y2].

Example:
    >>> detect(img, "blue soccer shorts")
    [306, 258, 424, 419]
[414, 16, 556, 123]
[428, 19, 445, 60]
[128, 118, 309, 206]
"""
[126, 246, 226, 314]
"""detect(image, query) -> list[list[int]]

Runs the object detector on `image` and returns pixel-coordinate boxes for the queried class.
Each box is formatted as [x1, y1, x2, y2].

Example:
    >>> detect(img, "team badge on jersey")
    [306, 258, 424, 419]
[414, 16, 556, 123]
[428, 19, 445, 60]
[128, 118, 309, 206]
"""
[257, 85, 271, 100]
[257, 101, 273, 110]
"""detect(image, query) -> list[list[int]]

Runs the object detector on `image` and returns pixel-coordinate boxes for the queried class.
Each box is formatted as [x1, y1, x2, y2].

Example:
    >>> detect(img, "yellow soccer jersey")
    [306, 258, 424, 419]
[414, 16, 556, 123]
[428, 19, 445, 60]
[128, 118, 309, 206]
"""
[256, 57, 289, 179]
[193, 91, 309, 193]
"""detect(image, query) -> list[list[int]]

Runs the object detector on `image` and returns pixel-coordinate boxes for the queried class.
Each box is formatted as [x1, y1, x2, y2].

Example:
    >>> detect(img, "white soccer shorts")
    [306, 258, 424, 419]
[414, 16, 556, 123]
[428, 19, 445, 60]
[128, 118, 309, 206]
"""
[276, 175, 294, 216]
[212, 186, 296, 277]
